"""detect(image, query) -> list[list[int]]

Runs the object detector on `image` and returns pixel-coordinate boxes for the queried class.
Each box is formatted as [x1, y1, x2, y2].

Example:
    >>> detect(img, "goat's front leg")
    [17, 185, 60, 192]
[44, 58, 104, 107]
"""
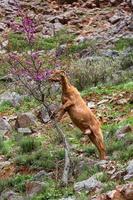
[56, 100, 73, 122]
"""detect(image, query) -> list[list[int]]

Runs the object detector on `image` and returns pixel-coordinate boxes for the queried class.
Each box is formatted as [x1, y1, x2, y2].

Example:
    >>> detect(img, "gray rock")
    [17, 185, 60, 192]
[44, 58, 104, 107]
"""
[87, 101, 96, 109]
[17, 128, 32, 135]
[38, 104, 59, 123]
[124, 160, 133, 180]
[126, 160, 133, 175]
[0, 91, 23, 107]
[74, 176, 103, 192]
[33, 170, 50, 181]
[26, 181, 46, 197]
[54, 19, 64, 31]
[56, 44, 67, 57]
[15, 112, 36, 129]
[60, 197, 76, 200]
[0, 189, 24, 200]
[0, 23, 6, 32]
[102, 49, 119, 57]
[109, 14, 121, 24]
[0, 117, 12, 134]
[0, 161, 11, 170]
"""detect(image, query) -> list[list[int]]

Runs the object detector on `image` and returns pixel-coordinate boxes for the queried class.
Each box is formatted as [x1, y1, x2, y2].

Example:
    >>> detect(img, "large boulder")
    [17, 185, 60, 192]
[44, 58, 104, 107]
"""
[74, 176, 103, 192]
[15, 112, 36, 130]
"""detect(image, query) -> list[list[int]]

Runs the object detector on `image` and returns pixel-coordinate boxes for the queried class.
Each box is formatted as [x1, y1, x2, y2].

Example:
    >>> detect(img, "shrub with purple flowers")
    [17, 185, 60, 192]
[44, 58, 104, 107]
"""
[7, 9, 71, 186]
[8, 11, 54, 104]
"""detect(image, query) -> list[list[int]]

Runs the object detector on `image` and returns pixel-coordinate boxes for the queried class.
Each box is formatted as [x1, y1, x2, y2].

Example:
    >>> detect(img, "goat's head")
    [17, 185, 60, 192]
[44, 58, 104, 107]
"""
[48, 70, 66, 82]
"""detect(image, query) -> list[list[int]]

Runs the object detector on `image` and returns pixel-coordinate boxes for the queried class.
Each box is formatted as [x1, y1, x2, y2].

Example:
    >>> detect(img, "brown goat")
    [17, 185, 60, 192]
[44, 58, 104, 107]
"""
[49, 70, 106, 160]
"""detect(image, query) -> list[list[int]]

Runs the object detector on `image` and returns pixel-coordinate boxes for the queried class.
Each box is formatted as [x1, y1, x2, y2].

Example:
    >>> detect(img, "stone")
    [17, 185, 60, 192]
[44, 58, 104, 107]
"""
[109, 14, 121, 24]
[0, 23, 6, 32]
[0, 161, 11, 170]
[127, 160, 133, 174]
[15, 112, 36, 129]
[56, 44, 67, 57]
[0, 92, 23, 107]
[38, 104, 59, 123]
[0, 189, 24, 200]
[17, 128, 32, 135]
[33, 170, 50, 181]
[0, 117, 12, 134]
[102, 49, 119, 57]
[74, 176, 103, 192]
[87, 101, 96, 109]
[60, 197, 76, 200]
[116, 125, 132, 139]
[26, 181, 46, 197]
[116, 98, 128, 105]
[54, 19, 64, 31]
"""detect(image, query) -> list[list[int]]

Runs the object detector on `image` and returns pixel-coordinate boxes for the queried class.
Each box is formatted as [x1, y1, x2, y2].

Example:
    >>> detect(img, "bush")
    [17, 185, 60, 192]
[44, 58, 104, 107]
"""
[70, 57, 120, 90]
[70, 56, 133, 90]
[19, 137, 40, 153]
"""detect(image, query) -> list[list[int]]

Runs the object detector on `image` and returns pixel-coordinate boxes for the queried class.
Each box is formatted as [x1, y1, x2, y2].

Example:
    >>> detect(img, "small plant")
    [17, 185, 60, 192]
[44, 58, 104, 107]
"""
[96, 172, 108, 183]
[19, 137, 40, 153]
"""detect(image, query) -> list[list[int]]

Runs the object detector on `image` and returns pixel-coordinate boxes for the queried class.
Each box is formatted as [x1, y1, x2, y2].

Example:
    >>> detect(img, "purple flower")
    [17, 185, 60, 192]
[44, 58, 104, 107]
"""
[22, 15, 35, 43]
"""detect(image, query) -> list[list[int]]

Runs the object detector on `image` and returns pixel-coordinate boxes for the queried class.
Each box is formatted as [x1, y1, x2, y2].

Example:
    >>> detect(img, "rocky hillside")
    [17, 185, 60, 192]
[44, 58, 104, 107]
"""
[0, 0, 133, 200]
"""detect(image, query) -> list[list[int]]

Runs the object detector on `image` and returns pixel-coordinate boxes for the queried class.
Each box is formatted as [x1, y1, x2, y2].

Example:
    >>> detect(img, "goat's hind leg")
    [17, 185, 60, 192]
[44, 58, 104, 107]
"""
[89, 131, 106, 160]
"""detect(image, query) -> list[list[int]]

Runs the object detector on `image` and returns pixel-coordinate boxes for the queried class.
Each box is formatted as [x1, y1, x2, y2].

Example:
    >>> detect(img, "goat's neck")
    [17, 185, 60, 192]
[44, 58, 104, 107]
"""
[60, 75, 71, 93]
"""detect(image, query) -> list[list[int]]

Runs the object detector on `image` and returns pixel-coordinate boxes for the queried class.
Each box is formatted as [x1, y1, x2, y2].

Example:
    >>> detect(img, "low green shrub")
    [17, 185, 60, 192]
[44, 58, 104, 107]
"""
[19, 137, 40, 153]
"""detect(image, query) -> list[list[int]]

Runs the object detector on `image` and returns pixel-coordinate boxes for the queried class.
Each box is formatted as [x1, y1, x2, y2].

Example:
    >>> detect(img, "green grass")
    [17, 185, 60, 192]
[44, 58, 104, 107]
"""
[0, 137, 14, 156]
[115, 38, 133, 51]
[0, 175, 32, 193]
[15, 147, 65, 170]
[0, 101, 14, 113]
[82, 81, 133, 96]
[7, 29, 75, 52]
